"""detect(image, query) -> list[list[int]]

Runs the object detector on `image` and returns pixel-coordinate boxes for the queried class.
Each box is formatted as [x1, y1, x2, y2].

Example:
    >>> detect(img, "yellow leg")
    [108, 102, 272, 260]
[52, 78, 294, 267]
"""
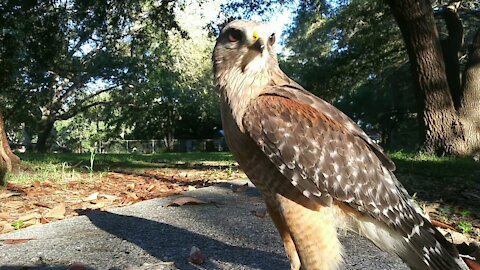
[266, 198, 301, 270]
[276, 194, 343, 270]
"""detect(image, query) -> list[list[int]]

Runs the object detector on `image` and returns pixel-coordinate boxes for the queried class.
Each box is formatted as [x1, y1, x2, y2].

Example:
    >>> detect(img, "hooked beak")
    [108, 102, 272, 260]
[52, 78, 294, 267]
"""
[251, 38, 265, 53]
[241, 32, 265, 72]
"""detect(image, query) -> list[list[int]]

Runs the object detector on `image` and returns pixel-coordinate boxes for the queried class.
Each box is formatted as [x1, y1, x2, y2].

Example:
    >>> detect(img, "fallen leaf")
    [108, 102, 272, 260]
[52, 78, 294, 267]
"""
[83, 192, 99, 202]
[126, 183, 135, 190]
[0, 192, 21, 199]
[18, 212, 42, 222]
[4, 201, 24, 209]
[146, 184, 157, 192]
[432, 219, 456, 231]
[187, 186, 197, 191]
[44, 203, 66, 219]
[188, 246, 205, 265]
[1, 237, 37, 245]
[33, 202, 51, 208]
[68, 262, 87, 270]
[232, 183, 249, 193]
[99, 194, 117, 200]
[164, 197, 208, 207]
[88, 202, 105, 210]
[23, 219, 40, 227]
[252, 209, 267, 218]
[40, 217, 50, 224]
[0, 222, 14, 233]
[125, 192, 139, 200]
[42, 180, 54, 187]
[0, 212, 10, 220]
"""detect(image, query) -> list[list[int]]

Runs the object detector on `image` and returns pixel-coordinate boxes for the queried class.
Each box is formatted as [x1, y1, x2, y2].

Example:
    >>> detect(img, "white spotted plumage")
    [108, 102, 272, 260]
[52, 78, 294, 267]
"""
[214, 20, 469, 270]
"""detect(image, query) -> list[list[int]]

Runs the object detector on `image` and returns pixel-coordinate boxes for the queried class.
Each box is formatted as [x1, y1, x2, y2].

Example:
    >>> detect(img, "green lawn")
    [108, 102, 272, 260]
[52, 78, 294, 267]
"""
[6, 150, 480, 240]
[9, 152, 238, 185]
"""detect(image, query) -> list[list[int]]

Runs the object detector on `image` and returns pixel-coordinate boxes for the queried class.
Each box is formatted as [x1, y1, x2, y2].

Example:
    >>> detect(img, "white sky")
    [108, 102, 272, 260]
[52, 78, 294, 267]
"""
[177, 0, 297, 52]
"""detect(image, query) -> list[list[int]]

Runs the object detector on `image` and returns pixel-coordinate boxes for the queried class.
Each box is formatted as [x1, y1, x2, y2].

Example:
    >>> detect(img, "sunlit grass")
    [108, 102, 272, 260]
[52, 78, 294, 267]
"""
[8, 152, 238, 185]
[389, 150, 479, 186]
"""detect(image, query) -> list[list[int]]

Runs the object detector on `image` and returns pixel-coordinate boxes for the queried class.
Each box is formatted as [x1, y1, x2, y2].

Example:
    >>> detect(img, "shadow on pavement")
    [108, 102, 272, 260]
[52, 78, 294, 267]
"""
[83, 210, 288, 269]
[0, 266, 72, 270]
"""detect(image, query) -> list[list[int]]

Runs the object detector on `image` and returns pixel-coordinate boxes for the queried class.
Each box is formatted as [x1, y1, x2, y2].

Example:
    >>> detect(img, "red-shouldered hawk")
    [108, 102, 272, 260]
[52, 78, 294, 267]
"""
[213, 20, 469, 270]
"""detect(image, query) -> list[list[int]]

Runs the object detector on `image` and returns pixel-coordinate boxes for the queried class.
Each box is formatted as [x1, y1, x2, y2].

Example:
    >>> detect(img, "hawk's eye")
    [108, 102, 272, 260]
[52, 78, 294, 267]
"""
[268, 33, 276, 45]
[228, 29, 242, 42]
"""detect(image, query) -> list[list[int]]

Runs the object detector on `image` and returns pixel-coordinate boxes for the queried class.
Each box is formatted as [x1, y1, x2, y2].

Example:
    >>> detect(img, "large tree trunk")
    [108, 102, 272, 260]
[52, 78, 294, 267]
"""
[0, 111, 20, 185]
[454, 28, 480, 155]
[36, 118, 55, 153]
[386, 0, 461, 155]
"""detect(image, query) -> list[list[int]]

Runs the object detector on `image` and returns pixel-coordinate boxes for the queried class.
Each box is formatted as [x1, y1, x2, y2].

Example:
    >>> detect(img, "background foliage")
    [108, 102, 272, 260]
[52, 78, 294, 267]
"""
[1, 0, 479, 153]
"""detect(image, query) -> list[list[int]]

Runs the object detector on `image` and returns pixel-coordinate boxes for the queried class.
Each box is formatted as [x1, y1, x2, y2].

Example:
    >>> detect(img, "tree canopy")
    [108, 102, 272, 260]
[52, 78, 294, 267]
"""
[1, 0, 480, 155]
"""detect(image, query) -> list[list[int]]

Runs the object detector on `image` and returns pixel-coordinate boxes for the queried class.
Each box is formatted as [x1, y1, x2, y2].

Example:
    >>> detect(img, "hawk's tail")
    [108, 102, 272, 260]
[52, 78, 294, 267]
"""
[396, 217, 468, 270]
[354, 214, 468, 270]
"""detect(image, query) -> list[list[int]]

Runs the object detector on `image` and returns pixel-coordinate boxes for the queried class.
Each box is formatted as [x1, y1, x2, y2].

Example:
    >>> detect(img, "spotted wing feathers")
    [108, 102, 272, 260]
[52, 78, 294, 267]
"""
[242, 92, 466, 270]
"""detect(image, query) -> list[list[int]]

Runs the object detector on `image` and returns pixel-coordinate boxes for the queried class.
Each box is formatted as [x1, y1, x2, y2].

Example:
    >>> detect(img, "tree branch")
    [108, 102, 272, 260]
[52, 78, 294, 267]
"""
[58, 101, 110, 121]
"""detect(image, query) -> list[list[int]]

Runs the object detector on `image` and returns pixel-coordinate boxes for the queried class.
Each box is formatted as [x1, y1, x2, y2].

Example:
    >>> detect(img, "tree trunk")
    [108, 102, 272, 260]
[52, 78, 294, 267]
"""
[0, 111, 20, 185]
[440, 3, 463, 109]
[36, 119, 55, 153]
[387, 0, 461, 155]
[453, 28, 480, 155]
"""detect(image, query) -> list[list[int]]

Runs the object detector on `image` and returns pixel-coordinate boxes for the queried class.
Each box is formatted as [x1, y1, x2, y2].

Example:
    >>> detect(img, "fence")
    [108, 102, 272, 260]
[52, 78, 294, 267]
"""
[91, 138, 228, 154]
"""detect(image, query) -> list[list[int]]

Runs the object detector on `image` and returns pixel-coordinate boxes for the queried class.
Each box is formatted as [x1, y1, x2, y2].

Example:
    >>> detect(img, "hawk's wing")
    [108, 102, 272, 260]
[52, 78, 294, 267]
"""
[242, 87, 415, 230]
[242, 85, 462, 269]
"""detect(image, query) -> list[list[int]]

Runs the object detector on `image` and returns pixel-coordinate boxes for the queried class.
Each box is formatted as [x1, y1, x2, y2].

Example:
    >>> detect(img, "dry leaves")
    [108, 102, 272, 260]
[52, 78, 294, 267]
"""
[0, 221, 14, 233]
[0, 237, 37, 245]
[188, 246, 205, 265]
[44, 203, 66, 219]
[165, 197, 208, 207]
[251, 209, 267, 218]
[1, 169, 210, 235]
[232, 183, 249, 193]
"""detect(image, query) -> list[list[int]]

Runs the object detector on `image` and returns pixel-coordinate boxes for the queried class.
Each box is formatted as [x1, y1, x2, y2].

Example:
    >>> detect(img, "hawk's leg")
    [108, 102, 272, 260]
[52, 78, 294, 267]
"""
[275, 194, 343, 270]
[265, 197, 301, 270]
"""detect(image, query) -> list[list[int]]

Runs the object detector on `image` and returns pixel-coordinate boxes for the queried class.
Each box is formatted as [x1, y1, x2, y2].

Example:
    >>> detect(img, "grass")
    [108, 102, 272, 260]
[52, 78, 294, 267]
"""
[390, 151, 479, 180]
[6, 151, 480, 239]
[9, 152, 238, 185]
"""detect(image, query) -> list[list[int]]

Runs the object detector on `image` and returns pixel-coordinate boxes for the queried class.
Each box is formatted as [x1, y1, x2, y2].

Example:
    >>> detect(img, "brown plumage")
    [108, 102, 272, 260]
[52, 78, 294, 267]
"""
[213, 20, 468, 270]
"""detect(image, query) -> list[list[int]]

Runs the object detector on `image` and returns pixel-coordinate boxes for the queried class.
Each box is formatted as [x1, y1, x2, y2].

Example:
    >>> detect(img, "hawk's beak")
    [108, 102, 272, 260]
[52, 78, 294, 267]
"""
[251, 38, 265, 53]
[241, 31, 265, 72]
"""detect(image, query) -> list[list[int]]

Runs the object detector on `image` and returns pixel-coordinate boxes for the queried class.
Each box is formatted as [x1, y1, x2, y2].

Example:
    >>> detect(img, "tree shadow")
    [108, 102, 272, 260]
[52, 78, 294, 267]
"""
[392, 156, 480, 223]
[81, 210, 288, 270]
[0, 266, 74, 270]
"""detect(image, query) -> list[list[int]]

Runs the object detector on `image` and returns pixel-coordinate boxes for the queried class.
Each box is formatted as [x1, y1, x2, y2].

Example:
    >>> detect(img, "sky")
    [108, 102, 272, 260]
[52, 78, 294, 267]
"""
[176, 0, 298, 53]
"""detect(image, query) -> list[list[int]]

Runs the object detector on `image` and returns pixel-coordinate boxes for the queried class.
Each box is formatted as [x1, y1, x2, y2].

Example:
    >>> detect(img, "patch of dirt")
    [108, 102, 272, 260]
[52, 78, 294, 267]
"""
[0, 168, 240, 234]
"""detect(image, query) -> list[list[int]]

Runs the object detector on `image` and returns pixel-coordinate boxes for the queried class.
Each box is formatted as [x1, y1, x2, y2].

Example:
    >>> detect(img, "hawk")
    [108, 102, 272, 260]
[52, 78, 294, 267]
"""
[213, 20, 469, 270]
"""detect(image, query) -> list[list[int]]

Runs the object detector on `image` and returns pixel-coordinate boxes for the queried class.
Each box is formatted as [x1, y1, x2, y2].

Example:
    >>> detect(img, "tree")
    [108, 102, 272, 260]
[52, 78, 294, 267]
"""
[105, 2, 220, 149]
[386, 0, 480, 155]
[0, 0, 182, 152]
[0, 111, 20, 185]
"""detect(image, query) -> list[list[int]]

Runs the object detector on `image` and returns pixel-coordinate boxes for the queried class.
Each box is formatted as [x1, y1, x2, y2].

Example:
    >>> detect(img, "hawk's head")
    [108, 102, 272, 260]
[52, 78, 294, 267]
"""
[213, 20, 279, 82]
[213, 20, 281, 130]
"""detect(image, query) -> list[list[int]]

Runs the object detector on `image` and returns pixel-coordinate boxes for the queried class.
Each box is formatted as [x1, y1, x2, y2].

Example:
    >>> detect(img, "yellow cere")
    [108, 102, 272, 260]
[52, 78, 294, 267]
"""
[252, 30, 259, 41]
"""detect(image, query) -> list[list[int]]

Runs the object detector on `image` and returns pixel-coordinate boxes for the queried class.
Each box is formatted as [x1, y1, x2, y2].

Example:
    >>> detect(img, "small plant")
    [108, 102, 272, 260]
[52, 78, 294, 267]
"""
[457, 221, 473, 234]
[461, 210, 471, 217]
[84, 148, 96, 178]
[438, 215, 449, 224]
[12, 220, 24, 230]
